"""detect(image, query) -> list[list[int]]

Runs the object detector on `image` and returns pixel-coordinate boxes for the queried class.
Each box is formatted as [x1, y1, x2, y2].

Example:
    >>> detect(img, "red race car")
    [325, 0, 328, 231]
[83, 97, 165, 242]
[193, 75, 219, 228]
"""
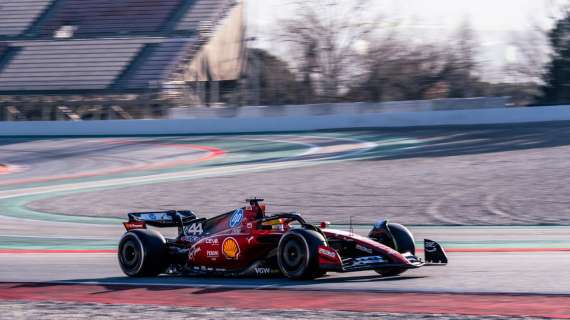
[118, 198, 447, 279]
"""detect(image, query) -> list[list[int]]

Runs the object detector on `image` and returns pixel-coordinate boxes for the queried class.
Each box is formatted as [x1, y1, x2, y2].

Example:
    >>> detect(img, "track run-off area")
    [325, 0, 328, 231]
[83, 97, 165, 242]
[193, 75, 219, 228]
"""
[2, 125, 570, 318]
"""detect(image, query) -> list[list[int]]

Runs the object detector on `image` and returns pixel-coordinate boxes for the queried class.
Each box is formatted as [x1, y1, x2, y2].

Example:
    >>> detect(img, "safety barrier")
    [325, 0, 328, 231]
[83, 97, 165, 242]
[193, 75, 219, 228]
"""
[1, 104, 570, 136]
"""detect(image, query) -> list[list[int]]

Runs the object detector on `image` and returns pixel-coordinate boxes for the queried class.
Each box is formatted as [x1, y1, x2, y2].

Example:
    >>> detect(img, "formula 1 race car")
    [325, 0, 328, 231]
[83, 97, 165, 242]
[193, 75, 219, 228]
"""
[118, 198, 447, 279]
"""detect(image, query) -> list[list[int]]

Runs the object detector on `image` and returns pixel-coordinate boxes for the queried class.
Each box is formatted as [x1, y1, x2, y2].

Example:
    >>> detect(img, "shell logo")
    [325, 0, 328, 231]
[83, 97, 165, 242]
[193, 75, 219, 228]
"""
[222, 237, 240, 259]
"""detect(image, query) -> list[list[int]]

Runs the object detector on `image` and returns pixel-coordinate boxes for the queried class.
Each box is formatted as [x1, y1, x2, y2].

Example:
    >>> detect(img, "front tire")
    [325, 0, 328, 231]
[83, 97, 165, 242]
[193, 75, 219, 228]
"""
[388, 223, 416, 255]
[277, 229, 326, 280]
[118, 229, 168, 277]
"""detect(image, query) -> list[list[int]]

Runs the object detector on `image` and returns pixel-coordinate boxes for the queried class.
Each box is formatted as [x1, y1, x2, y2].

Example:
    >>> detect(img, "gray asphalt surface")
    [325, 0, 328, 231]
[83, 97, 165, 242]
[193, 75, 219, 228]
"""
[1, 125, 570, 307]
[20, 125, 570, 225]
[1, 252, 568, 295]
[0, 138, 209, 181]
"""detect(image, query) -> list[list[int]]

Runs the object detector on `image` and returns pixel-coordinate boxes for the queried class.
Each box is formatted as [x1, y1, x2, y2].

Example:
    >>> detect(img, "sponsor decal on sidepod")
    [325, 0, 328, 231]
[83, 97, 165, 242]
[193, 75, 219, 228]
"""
[255, 267, 272, 275]
[188, 247, 201, 261]
[207, 250, 219, 258]
[204, 238, 219, 245]
[222, 237, 240, 259]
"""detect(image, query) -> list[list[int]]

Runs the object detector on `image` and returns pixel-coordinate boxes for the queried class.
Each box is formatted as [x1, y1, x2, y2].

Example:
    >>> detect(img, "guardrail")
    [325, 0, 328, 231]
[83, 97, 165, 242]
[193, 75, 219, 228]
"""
[2, 104, 570, 136]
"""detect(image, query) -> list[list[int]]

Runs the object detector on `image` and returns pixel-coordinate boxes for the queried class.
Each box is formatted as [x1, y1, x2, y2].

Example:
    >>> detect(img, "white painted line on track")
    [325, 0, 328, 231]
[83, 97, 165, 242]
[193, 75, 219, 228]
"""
[0, 137, 378, 202]
[0, 164, 27, 175]
[0, 214, 120, 226]
[237, 137, 321, 157]
[0, 134, 402, 225]
[0, 234, 112, 240]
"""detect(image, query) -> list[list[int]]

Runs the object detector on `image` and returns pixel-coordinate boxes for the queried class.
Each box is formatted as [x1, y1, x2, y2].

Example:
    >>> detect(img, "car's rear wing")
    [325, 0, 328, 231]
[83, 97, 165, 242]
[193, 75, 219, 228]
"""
[125, 210, 198, 231]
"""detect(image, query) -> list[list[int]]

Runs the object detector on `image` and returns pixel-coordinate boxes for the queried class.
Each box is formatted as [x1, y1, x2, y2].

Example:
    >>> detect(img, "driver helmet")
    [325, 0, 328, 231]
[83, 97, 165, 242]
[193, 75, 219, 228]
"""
[246, 197, 265, 219]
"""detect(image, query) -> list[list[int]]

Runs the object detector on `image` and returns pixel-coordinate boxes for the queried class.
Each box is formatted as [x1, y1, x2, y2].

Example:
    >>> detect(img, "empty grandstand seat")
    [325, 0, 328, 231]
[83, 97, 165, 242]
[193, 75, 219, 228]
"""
[0, 0, 53, 37]
[38, 0, 185, 37]
[176, 0, 233, 32]
[0, 44, 18, 72]
[0, 39, 146, 91]
[0, 38, 195, 92]
[118, 39, 194, 89]
[0, 0, 240, 96]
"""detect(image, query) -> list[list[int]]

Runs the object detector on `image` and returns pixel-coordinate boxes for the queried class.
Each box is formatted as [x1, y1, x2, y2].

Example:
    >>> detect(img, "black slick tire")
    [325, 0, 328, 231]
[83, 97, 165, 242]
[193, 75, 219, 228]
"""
[277, 229, 326, 280]
[118, 229, 168, 277]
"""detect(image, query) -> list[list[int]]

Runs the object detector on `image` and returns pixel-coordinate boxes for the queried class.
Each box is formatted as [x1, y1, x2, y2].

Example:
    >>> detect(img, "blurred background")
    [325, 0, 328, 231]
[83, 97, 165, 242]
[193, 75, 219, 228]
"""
[1, 0, 570, 121]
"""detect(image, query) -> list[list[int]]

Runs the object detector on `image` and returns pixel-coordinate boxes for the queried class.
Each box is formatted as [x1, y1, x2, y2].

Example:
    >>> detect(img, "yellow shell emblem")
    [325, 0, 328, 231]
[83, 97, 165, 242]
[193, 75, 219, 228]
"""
[222, 237, 240, 259]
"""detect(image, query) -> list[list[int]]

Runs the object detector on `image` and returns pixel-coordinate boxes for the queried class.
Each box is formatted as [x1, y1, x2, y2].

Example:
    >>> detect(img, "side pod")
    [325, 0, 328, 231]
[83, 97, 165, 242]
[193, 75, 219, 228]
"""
[424, 239, 448, 265]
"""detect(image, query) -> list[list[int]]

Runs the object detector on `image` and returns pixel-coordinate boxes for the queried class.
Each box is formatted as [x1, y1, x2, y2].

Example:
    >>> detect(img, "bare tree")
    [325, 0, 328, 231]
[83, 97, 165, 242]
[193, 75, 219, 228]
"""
[351, 38, 452, 101]
[501, 24, 549, 105]
[445, 19, 482, 98]
[343, 17, 487, 102]
[505, 20, 550, 84]
[505, 1, 570, 104]
[350, 19, 485, 102]
[279, 0, 380, 102]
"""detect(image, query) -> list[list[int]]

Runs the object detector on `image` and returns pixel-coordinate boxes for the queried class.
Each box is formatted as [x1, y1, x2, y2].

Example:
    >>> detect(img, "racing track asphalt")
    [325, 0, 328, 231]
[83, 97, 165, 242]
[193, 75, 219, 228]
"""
[2, 126, 570, 317]
[16, 125, 570, 225]
[1, 252, 569, 295]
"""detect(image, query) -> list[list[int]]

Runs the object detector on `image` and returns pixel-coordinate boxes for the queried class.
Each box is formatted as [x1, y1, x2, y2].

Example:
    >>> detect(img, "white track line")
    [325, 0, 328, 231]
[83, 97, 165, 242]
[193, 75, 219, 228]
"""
[0, 137, 378, 202]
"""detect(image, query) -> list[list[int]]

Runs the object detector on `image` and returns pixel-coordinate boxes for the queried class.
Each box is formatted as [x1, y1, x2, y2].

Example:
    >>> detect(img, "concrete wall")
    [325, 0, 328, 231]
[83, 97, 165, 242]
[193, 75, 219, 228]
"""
[1, 104, 570, 136]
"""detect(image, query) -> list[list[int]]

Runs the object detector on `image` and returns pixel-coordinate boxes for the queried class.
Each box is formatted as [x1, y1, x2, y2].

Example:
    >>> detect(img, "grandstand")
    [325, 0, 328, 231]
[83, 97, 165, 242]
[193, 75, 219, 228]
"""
[0, 0, 245, 120]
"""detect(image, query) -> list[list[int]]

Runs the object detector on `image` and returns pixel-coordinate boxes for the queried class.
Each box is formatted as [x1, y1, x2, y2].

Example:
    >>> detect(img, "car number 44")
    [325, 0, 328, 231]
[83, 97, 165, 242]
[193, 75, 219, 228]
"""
[185, 223, 203, 235]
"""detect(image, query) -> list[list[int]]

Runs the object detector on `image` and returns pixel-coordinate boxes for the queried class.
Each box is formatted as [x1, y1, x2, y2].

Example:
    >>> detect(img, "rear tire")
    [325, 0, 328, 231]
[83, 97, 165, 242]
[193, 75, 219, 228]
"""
[118, 229, 168, 277]
[277, 229, 326, 280]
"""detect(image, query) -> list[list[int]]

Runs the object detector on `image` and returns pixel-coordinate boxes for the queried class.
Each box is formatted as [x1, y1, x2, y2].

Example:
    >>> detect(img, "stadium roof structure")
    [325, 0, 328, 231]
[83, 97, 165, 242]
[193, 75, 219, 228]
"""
[0, 0, 245, 97]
